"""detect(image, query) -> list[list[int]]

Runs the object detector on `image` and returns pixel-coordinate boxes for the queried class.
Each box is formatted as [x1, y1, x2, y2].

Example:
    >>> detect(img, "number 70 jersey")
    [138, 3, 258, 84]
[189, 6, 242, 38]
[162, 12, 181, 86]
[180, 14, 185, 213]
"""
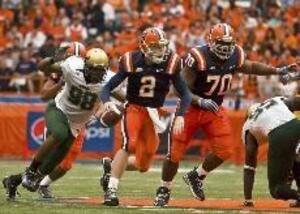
[242, 96, 296, 144]
[185, 44, 245, 106]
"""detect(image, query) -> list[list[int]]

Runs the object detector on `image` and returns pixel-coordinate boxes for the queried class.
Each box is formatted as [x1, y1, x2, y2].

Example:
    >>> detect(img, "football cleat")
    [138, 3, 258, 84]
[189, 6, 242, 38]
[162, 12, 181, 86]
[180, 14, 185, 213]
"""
[153, 186, 171, 207]
[100, 157, 112, 192]
[22, 169, 44, 192]
[183, 168, 205, 201]
[103, 188, 119, 206]
[2, 176, 20, 201]
[38, 185, 54, 199]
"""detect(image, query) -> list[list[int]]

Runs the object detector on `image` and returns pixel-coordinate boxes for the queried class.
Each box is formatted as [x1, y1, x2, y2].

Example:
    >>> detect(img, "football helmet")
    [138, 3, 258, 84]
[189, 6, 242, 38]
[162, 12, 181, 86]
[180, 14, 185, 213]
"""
[66, 41, 86, 57]
[84, 48, 109, 84]
[208, 23, 235, 60]
[139, 27, 169, 64]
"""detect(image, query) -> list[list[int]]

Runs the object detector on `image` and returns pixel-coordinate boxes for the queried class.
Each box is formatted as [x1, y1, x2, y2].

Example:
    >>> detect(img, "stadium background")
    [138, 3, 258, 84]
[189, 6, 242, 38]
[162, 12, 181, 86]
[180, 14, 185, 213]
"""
[0, 0, 299, 163]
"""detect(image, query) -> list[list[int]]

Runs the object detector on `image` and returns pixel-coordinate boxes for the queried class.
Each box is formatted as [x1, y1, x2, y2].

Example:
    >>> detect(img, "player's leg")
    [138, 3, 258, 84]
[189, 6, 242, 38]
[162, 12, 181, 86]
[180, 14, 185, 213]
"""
[183, 108, 233, 200]
[22, 101, 75, 192]
[267, 119, 300, 207]
[154, 108, 199, 207]
[292, 158, 300, 191]
[38, 132, 84, 198]
[104, 105, 143, 206]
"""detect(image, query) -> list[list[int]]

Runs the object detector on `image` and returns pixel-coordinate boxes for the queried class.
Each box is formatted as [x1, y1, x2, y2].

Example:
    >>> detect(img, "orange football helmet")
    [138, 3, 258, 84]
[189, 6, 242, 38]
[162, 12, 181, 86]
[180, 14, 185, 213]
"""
[207, 23, 235, 60]
[66, 41, 86, 58]
[139, 27, 169, 64]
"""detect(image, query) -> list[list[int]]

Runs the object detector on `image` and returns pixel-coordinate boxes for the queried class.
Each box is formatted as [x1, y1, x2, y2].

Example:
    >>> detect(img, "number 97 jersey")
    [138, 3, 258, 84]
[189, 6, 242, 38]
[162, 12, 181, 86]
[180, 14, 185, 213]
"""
[242, 96, 296, 144]
[120, 50, 182, 108]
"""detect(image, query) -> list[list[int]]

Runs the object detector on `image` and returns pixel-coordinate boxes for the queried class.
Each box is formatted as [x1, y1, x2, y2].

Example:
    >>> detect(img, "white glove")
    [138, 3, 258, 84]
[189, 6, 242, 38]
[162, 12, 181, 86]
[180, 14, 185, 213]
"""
[197, 98, 219, 112]
[103, 101, 121, 115]
[173, 116, 184, 135]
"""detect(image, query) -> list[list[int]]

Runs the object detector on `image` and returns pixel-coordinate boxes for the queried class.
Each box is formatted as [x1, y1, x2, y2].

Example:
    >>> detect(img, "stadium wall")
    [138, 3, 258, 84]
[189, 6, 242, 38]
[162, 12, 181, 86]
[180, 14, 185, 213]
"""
[0, 94, 268, 165]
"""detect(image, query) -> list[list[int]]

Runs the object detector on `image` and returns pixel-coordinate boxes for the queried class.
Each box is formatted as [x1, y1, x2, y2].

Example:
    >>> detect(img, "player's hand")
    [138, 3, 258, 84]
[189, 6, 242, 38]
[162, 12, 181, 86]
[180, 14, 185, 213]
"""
[242, 200, 254, 207]
[103, 101, 121, 115]
[173, 116, 184, 135]
[277, 63, 299, 75]
[53, 46, 69, 62]
[197, 98, 219, 112]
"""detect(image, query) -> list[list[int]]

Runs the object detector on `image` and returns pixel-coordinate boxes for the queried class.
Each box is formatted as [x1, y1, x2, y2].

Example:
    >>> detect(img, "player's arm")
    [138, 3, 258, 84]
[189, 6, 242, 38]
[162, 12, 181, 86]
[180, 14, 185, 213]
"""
[38, 57, 62, 75]
[243, 131, 258, 207]
[237, 60, 298, 76]
[100, 70, 128, 103]
[110, 89, 126, 103]
[40, 77, 64, 101]
[285, 96, 300, 112]
[172, 72, 192, 116]
[182, 64, 219, 112]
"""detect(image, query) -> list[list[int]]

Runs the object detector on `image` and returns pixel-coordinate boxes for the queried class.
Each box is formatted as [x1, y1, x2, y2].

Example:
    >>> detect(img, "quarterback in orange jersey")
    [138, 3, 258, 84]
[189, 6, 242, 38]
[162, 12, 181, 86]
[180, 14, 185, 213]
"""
[153, 23, 299, 207]
[100, 27, 192, 206]
[2, 42, 86, 200]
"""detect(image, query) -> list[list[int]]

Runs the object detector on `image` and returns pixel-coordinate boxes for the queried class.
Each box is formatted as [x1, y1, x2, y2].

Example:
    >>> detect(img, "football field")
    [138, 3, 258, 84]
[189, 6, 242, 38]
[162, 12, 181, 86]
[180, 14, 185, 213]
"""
[0, 160, 298, 214]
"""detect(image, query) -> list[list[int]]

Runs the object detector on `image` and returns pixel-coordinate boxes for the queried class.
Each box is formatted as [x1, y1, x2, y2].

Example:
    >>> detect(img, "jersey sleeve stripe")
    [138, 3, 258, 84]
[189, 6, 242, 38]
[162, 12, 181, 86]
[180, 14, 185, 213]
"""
[236, 45, 245, 68]
[167, 54, 179, 74]
[190, 48, 206, 71]
[124, 52, 133, 72]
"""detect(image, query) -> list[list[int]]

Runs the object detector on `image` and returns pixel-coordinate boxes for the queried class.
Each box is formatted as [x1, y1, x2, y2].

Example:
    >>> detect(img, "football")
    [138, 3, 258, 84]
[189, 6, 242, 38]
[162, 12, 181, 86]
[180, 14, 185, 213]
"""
[98, 104, 125, 128]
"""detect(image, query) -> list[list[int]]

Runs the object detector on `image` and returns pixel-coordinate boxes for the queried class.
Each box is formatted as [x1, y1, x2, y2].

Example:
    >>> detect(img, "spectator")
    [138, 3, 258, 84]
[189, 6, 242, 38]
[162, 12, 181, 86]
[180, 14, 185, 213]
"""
[0, 56, 13, 91]
[10, 50, 37, 93]
[23, 27, 47, 49]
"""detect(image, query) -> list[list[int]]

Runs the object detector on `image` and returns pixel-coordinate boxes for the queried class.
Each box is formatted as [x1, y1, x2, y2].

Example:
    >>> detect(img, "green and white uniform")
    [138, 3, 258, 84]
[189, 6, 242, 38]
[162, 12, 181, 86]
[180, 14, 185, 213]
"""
[54, 55, 115, 137]
[242, 96, 300, 200]
[242, 96, 296, 143]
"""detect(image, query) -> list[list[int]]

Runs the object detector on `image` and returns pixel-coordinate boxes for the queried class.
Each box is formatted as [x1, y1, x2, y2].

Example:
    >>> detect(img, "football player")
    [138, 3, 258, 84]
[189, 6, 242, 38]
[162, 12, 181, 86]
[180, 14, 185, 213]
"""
[154, 23, 299, 206]
[2, 42, 87, 200]
[100, 27, 192, 206]
[4, 47, 117, 198]
[243, 96, 300, 207]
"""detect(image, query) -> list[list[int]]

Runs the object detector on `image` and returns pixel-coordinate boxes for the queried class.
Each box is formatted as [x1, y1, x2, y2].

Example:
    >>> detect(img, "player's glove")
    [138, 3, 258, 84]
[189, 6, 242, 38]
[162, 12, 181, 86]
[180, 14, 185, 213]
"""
[197, 98, 219, 113]
[51, 46, 69, 63]
[103, 101, 121, 115]
[243, 200, 254, 207]
[173, 116, 184, 135]
[276, 63, 298, 75]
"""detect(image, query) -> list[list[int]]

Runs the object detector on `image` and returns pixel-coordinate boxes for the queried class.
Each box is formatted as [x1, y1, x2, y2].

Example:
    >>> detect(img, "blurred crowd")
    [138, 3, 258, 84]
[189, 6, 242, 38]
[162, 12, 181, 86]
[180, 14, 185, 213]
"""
[0, 0, 299, 102]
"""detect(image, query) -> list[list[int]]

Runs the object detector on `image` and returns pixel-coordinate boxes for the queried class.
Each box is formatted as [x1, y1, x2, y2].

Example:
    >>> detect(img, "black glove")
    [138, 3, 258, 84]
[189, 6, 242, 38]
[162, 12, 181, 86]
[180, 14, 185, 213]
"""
[53, 46, 69, 63]
[197, 98, 219, 112]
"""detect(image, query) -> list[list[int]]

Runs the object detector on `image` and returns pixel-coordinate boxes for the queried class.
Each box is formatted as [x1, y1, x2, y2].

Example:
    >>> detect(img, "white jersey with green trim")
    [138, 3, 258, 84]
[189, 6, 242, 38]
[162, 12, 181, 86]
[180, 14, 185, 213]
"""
[242, 96, 296, 144]
[55, 55, 115, 136]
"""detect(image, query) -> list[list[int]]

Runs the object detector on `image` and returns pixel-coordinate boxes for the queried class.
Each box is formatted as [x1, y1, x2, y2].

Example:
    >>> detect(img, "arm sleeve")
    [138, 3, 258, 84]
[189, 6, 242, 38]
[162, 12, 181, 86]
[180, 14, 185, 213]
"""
[172, 71, 192, 116]
[100, 70, 128, 103]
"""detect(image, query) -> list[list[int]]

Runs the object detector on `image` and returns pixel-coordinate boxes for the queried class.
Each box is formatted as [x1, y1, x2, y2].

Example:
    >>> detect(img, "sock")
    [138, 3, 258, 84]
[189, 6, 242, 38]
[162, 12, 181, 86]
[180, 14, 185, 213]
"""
[29, 159, 41, 172]
[40, 175, 52, 186]
[196, 167, 208, 180]
[161, 180, 172, 190]
[108, 177, 119, 190]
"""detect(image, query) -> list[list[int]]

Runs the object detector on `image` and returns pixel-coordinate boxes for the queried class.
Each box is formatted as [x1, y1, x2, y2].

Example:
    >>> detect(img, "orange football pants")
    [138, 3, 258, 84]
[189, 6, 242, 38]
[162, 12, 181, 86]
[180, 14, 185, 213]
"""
[121, 104, 159, 172]
[168, 106, 233, 162]
[58, 131, 84, 171]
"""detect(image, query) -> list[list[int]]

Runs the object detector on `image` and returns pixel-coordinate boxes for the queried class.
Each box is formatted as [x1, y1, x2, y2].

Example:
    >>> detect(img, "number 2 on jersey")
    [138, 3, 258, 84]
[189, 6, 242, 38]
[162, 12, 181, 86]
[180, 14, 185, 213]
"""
[205, 74, 232, 96]
[249, 99, 278, 121]
[139, 76, 156, 98]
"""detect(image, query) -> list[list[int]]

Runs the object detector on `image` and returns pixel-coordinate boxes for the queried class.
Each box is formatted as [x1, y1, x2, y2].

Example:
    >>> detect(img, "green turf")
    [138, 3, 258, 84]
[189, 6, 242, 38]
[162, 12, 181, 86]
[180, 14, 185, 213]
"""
[0, 160, 272, 213]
